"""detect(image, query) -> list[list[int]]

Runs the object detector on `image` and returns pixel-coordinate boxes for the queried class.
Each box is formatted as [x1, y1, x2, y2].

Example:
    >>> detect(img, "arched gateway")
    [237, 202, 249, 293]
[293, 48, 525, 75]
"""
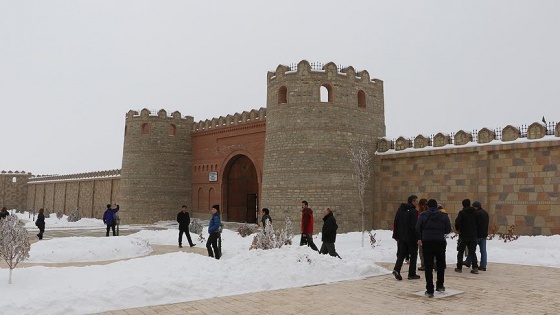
[223, 155, 259, 223]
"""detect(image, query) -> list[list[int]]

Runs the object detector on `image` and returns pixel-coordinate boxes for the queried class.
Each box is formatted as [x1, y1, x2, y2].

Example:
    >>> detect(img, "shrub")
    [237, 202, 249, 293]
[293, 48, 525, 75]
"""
[190, 219, 203, 235]
[488, 224, 519, 242]
[368, 230, 378, 248]
[67, 208, 81, 222]
[0, 215, 31, 284]
[250, 217, 293, 250]
[498, 225, 519, 242]
[198, 233, 206, 243]
[237, 223, 257, 237]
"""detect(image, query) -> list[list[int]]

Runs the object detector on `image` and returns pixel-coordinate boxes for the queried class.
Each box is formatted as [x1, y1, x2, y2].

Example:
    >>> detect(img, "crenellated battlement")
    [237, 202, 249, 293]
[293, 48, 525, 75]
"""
[27, 169, 121, 183]
[377, 121, 560, 153]
[126, 108, 192, 121]
[267, 60, 382, 86]
[192, 107, 266, 132]
[1, 170, 32, 175]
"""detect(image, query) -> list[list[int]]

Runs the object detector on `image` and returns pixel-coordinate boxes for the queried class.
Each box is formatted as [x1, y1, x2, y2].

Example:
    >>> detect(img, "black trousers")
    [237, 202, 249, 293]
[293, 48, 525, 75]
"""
[457, 238, 478, 269]
[206, 232, 221, 259]
[320, 242, 341, 258]
[179, 228, 194, 246]
[393, 240, 418, 275]
[300, 234, 318, 251]
[37, 224, 45, 240]
[422, 240, 447, 294]
[106, 223, 116, 236]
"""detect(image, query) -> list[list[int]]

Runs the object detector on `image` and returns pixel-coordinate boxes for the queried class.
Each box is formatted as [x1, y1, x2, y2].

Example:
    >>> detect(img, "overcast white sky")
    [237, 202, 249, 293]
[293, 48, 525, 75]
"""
[1, 1, 559, 175]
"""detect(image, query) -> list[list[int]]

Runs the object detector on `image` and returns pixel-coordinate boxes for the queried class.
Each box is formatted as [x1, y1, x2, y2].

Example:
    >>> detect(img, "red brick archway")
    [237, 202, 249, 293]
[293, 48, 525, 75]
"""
[223, 155, 258, 223]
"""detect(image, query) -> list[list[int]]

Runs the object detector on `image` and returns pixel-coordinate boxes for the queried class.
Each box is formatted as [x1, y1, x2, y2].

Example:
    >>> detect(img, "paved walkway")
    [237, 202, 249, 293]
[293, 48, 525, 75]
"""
[95, 262, 560, 315]
[13, 227, 560, 314]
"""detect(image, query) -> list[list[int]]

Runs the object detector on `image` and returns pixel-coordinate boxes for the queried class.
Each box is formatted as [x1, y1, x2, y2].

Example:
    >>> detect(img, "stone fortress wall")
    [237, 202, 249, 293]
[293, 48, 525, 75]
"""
[261, 60, 385, 233]
[119, 109, 193, 224]
[192, 108, 266, 132]
[5, 120, 559, 235]
[191, 107, 267, 222]
[374, 122, 560, 235]
[0, 171, 31, 211]
[2, 60, 559, 235]
[3, 170, 120, 219]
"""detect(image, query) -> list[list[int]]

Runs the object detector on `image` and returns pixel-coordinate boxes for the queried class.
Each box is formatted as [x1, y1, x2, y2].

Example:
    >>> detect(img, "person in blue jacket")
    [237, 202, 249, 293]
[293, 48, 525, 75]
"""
[103, 204, 119, 237]
[206, 204, 222, 259]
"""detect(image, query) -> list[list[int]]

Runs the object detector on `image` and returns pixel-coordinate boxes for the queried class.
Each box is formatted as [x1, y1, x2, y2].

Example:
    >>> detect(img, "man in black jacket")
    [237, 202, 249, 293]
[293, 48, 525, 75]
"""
[417, 199, 452, 298]
[319, 208, 341, 259]
[455, 199, 479, 274]
[392, 195, 421, 280]
[177, 205, 195, 248]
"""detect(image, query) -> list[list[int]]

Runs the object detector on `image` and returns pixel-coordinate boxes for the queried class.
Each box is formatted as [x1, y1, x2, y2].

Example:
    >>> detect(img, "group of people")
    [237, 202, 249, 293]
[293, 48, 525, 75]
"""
[189, 201, 341, 260]
[176, 200, 343, 261]
[299, 200, 341, 258]
[391, 195, 489, 298]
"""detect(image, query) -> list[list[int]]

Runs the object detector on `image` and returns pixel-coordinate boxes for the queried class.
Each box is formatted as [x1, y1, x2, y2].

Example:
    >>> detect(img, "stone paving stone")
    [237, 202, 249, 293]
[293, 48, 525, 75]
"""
[14, 227, 560, 315]
[95, 262, 560, 315]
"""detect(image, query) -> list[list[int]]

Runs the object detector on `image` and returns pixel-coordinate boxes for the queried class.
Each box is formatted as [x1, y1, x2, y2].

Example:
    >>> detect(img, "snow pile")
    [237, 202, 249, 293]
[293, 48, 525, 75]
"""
[27, 236, 152, 263]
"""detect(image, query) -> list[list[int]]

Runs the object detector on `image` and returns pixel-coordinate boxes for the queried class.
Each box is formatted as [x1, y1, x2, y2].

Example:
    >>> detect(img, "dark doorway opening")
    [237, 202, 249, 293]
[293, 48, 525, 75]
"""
[224, 155, 258, 223]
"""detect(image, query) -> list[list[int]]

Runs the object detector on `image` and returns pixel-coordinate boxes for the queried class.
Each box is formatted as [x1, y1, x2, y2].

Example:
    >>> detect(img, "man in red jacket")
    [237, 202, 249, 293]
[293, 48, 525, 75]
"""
[300, 200, 318, 251]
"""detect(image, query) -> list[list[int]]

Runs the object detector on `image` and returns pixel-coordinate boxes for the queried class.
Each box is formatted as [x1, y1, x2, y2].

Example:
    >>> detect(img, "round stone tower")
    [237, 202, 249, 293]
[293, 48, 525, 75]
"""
[120, 109, 194, 223]
[261, 60, 385, 232]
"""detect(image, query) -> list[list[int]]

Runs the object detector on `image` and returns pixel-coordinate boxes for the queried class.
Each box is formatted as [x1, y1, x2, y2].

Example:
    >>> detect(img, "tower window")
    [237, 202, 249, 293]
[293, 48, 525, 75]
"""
[320, 84, 333, 103]
[141, 123, 150, 135]
[12, 177, 17, 183]
[358, 90, 366, 108]
[278, 86, 287, 104]
[168, 124, 176, 136]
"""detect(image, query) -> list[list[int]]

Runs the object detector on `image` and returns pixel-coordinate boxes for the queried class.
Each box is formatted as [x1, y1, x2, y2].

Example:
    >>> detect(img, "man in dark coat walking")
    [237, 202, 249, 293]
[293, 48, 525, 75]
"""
[455, 199, 479, 274]
[392, 195, 421, 280]
[177, 205, 195, 248]
[416, 199, 452, 298]
[320, 208, 341, 258]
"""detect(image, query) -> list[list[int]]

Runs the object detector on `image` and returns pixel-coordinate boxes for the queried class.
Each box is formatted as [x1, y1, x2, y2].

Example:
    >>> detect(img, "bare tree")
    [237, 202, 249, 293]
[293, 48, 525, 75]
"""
[0, 215, 31, 284]
[349, 143, 372, 247]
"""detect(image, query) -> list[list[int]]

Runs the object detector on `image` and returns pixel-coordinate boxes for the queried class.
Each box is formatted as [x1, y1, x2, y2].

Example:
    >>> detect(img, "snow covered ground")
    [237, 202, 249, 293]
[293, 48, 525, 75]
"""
[1, 211, 559, 315]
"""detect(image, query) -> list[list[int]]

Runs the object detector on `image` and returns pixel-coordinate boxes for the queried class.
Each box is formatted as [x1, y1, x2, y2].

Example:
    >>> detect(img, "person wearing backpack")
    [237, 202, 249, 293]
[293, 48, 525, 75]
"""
[416, 199, 452, 298]
[103, 204, 119, 237]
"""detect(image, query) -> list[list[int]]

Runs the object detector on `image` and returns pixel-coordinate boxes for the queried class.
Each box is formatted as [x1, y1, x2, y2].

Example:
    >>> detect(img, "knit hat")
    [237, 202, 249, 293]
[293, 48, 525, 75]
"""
[472, 201, 481, 208]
